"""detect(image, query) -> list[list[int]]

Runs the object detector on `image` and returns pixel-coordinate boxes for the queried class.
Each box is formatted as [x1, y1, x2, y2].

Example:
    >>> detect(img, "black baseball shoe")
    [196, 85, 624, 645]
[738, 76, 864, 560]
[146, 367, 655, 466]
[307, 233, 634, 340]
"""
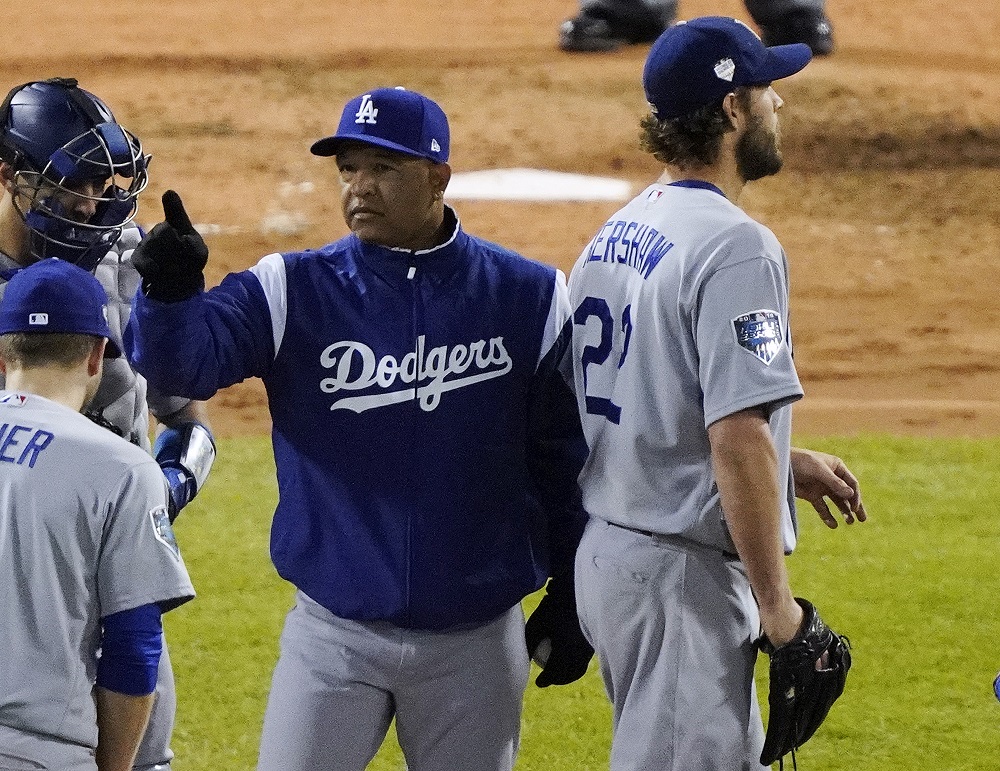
[759, 10, 835, 56]
[558, 10, 664, 53]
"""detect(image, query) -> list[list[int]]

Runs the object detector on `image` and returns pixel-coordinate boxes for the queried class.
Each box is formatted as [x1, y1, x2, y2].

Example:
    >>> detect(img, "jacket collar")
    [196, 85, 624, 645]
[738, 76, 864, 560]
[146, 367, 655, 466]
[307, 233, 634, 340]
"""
[352, 205, 468, 283]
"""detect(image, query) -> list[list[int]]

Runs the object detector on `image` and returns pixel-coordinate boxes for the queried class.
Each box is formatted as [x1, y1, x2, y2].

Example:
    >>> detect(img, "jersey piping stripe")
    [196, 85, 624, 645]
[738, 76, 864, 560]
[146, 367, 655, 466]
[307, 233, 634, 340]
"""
[249, 252, 288, 359]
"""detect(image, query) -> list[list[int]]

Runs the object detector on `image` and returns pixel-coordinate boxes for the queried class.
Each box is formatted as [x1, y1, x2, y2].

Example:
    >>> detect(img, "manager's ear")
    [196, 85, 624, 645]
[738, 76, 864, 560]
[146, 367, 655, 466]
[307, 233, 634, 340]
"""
[430, 161, 452, 199]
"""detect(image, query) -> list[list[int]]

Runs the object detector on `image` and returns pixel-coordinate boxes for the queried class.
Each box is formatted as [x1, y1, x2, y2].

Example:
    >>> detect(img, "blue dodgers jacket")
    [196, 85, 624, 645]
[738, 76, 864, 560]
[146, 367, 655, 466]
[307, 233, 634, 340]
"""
[126, 208, 588, 630]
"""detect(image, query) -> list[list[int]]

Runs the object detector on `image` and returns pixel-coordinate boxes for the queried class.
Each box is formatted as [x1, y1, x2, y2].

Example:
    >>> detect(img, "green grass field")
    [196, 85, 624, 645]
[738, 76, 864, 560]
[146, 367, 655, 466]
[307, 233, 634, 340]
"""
[166, 435, 1000, 770]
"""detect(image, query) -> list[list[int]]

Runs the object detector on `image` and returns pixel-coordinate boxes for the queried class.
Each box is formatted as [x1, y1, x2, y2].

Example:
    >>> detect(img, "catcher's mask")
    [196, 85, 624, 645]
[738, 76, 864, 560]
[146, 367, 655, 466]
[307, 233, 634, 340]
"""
[0, 77, 149, 271]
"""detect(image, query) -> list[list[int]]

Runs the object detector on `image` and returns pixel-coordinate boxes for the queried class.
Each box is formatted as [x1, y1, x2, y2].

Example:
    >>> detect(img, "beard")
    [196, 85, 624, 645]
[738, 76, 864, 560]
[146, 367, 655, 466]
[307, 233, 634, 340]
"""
[735, 114, 783, 182]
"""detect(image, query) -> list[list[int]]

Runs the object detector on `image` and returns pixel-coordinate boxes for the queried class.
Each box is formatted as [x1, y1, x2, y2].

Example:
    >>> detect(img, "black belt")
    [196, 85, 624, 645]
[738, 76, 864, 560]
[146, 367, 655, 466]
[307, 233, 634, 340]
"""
[606, 520, 740, 561]
[607, 520, 659, 539]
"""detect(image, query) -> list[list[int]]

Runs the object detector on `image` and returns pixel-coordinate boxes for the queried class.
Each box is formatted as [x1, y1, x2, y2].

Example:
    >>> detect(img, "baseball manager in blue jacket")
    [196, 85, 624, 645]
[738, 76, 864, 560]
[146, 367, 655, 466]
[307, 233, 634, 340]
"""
[124, 86, 593, 771]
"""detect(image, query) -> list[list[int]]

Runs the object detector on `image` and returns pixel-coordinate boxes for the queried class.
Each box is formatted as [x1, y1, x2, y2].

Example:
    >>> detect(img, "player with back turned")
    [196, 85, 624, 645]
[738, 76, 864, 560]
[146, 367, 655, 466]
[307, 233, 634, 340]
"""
[123, 86, 594, 770]
[0, 258, 194, 771]
[566, 17, 865, 770]
[0, 77, 216, 771]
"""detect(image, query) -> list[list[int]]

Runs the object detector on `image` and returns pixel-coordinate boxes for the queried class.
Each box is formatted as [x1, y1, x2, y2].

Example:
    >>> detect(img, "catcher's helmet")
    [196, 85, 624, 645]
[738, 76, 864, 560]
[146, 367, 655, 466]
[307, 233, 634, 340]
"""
[0, 77, 149, 270]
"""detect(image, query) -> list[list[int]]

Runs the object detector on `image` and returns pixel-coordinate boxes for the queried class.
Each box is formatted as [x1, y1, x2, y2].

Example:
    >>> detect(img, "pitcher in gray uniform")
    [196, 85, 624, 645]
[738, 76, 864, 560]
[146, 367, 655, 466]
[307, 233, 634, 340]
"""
[0, 258, 195, 771]
[0, 78, 216, 771]
[566, 18, 866, 770]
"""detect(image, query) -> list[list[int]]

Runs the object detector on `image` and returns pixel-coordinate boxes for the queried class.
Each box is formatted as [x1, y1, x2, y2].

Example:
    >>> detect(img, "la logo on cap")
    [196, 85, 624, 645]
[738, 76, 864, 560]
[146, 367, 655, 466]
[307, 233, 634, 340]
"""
[355, 94, 378, 125]
[28, 313, 49, 326]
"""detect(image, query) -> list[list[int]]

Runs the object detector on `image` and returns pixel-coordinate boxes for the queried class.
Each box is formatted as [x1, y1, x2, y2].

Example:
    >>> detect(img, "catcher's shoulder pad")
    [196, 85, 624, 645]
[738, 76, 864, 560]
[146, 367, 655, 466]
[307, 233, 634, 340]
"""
[759, 598, 852, 766]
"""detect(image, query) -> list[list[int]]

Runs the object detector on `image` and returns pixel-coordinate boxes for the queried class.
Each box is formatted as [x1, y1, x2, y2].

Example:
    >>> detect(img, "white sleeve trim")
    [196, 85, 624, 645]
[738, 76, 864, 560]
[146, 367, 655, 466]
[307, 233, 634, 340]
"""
[538, 269, 571, 370]
[249, 253, 287, 359]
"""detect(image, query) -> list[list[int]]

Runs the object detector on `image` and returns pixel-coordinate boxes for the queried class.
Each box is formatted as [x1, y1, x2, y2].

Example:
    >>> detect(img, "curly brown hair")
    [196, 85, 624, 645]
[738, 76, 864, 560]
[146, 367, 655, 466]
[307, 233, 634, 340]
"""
[639, 87, 753, 168]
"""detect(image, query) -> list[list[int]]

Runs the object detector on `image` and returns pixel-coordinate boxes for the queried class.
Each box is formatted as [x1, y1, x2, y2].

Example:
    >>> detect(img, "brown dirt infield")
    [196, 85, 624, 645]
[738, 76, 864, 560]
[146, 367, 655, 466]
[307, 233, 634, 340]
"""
[19, 0, 1000, 438]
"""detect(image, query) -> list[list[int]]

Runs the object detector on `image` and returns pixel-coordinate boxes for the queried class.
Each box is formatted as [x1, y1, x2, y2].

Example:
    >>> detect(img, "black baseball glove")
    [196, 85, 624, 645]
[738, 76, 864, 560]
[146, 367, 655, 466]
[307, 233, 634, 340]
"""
[132, 190, 208, 302]
[524, 571, 594, 687]
[759, 598, 852, 767]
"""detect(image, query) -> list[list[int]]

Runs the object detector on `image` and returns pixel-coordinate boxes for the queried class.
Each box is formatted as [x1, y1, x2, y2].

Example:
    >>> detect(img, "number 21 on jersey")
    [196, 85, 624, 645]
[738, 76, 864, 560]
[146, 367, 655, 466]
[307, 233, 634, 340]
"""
[573, 296, 632, 424]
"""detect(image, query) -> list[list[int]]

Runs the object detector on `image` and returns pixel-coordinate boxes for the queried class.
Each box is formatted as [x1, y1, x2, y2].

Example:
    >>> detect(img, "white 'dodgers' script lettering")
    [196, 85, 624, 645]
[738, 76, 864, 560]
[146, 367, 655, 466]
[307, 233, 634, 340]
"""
[319, 335, 513, 413]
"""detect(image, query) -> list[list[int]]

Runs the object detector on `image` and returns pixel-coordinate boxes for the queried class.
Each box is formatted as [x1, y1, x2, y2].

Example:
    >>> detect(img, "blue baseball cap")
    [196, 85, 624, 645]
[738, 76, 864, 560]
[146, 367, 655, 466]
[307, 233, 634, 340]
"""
[643, 16, 812, 119]
[0, 258, 120, 357]
[310, 87, 450, 163]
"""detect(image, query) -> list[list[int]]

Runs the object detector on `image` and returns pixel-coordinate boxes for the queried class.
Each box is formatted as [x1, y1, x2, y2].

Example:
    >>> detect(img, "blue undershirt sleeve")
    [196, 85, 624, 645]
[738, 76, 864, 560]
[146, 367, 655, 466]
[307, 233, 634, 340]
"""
[97, 603, 164, 696]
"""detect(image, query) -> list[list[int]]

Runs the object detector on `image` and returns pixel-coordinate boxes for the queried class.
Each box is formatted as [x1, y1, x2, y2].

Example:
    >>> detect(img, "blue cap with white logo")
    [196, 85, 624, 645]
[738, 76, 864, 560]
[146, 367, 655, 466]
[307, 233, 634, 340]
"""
[310, 87, 450, 163]
[643, 16, 812, 119]
[0, 258, 119, 357]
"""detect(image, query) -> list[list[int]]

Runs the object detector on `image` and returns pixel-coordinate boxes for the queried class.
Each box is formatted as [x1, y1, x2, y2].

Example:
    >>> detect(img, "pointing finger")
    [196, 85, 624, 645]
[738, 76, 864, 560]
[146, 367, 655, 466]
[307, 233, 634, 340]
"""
[161, 190, 196, 235]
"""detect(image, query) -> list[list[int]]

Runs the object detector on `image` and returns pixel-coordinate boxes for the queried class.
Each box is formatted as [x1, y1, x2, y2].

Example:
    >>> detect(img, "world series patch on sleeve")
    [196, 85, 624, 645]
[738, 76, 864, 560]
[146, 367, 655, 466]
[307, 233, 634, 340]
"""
[732, 309, 783, 366]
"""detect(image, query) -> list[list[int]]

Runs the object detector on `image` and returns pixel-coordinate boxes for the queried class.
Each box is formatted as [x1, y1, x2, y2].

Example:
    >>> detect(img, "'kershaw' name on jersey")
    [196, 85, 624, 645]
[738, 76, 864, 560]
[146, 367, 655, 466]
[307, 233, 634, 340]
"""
[320, 334, 513, 413]
[585, 219, 674, 280]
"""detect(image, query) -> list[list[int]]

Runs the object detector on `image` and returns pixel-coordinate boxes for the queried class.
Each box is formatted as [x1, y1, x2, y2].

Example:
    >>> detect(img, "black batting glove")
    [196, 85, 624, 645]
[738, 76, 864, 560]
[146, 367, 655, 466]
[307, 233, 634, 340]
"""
[133, 190, 208, 302]
[524, 571, 594, 687]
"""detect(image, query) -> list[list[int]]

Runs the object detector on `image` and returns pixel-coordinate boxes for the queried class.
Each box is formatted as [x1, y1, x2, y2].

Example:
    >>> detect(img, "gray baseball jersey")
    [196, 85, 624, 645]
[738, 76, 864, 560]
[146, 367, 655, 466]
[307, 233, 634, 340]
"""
[0, 391, 194, 751]
[0, 230, 191, 770]
[567, 182, 803, 554]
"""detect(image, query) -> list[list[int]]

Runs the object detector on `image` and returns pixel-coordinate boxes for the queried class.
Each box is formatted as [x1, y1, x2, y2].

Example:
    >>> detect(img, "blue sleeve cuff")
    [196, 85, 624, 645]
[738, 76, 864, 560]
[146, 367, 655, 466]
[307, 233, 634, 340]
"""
[97, 603, 164, 695]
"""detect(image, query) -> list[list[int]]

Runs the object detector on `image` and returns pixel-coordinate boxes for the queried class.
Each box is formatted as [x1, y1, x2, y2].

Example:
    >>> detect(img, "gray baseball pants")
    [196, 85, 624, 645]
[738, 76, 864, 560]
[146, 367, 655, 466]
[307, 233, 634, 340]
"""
[257, 592, 529, 771]
[576, 518, 769, 771]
